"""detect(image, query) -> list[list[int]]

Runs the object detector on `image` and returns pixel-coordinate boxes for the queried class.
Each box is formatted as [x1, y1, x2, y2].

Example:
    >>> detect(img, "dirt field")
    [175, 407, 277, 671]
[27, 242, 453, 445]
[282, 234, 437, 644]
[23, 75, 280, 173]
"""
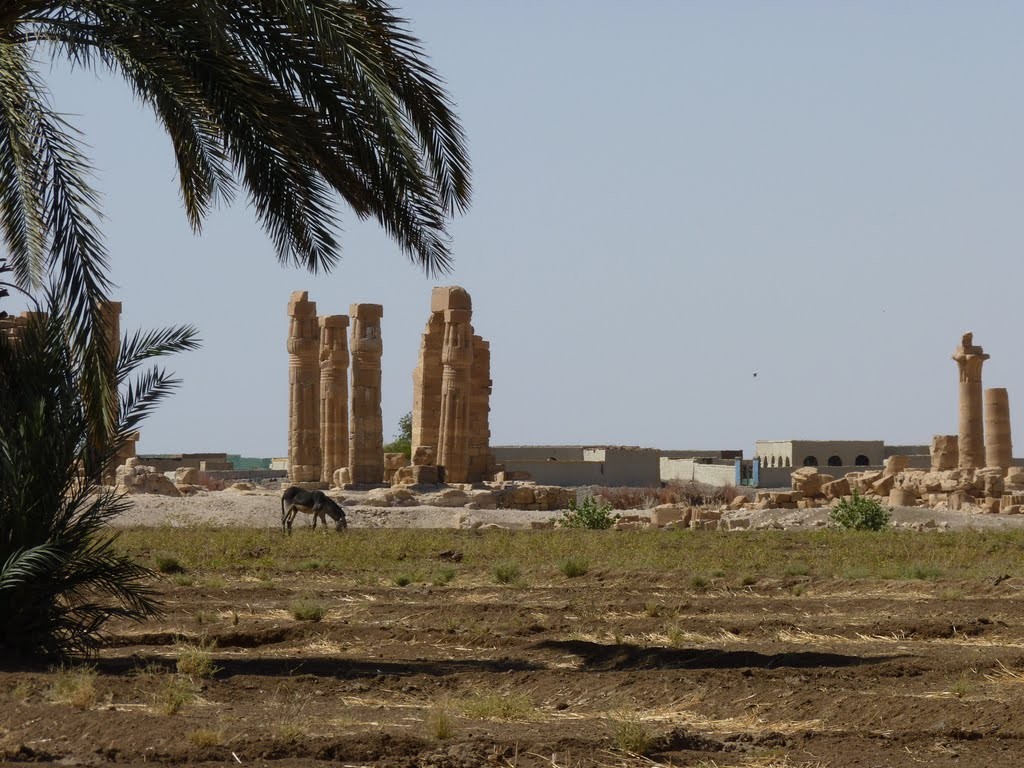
[4, 526, 1024, 767]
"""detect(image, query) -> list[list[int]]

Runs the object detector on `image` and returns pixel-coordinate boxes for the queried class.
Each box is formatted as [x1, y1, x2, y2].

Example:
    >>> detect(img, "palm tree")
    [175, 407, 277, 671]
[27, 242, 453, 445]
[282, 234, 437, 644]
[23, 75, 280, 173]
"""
[0, 296, 198, 656]
[0, 1, 471, 432]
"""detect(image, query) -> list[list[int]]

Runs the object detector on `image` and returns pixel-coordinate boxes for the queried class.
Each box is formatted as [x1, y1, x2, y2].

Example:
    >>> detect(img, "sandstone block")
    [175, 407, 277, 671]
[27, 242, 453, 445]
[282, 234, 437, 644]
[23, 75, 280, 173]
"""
[884, 456, 908, 476]
[413, 446, 436, 466]
[871, 475, 895, 496]
[385, 452, 411, 470]
[651, 504, 691, 527]
[791, 467, 823, 497]
[393, 465, 440, 486]
[332, 467, 352, 487]
[982, 498, 1001, 514]
[469, 490, 498, 510]
[888, 488, 917, 507]
[429, 488, 470, 507]
[174, 467, 199, 484]
[822, 477, 851, 499]
[512, 487, 536, 505]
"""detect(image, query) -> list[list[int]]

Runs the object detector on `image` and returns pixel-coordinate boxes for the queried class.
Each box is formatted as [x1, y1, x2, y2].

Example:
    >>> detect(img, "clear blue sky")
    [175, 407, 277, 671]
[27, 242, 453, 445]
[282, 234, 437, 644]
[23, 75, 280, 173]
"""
[14, 2, 1024, 457]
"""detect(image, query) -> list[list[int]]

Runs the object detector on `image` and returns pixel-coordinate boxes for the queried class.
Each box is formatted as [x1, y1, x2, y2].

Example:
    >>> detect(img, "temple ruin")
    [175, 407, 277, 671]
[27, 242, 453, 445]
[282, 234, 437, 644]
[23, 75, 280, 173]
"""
[410, 287, 493, 484]
[285, 286, 492, 487]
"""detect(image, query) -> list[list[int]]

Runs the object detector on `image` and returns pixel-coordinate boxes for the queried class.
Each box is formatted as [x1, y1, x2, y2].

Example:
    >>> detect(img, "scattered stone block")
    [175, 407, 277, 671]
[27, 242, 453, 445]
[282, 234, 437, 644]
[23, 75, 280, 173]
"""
[888, 488, 917, 507]
[650, 504, 690, 528]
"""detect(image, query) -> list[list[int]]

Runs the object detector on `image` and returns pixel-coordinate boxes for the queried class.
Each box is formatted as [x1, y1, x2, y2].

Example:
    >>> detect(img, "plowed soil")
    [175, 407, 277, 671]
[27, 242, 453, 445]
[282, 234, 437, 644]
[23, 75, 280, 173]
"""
[4, 542, 1024, 766]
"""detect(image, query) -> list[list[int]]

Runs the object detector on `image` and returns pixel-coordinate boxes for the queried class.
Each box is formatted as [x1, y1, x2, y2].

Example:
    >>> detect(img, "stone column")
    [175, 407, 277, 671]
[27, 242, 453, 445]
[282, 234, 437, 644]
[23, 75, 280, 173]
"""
[287, 291, 321, 483]
[953, 332, 989, 470]
[438, 308, 474, 483]
[319, 315, 350, 485]
[349, 303, 384, 484]
[467, 335, 494, 481]
[985, 388, 1012, 471]
[411, 310, 444, 459]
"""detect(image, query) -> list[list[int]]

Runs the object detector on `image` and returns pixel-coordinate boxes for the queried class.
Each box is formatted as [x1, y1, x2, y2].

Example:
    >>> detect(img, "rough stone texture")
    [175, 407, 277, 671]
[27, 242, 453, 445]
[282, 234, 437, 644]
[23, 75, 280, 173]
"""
[411, 309, 444, 462]
[438, 308, 474, 484]
[412, 446, 436, 466]
[332, 467, 352, 487]
[412, 287, 493, 484]
[383, 452, 411, 484]
[822, 477, 851, 499]
[889, 488, 917, 507]
[287, 291, 320, 482]
[393, 464, 440, 486]
[467, 335, 495, 482]
[930, 435, 959, 471]
[115, 464, 181, 496]
[174, 467, 199, 485]
[953, 332, 990, 470]
[319, 314, 349, 485]
[349, 303, 384, 484]
[651, 503, 691, 527]
[984, 387, 1012, 471]
[791, 467, 823, 497]
[884, 456, 908, 476]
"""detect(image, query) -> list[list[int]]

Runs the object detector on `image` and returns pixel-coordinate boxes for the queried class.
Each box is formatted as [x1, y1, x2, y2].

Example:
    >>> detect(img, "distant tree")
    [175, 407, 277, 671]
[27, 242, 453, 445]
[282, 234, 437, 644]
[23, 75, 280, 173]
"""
[384, 410, 412, 459]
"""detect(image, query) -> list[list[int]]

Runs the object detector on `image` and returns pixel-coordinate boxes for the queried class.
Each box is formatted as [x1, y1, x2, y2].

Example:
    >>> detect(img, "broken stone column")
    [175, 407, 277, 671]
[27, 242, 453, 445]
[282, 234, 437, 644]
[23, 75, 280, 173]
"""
[953, 333, 990, 470]
[287, 291, 321, 483]
[319, 314, 350, 485]
[930, 435, 959, 471]
[985, 387, 1012, 471]
[467, 335, 494, 481]
[438, 307, 474, 484]
[349, 303, 384, 484]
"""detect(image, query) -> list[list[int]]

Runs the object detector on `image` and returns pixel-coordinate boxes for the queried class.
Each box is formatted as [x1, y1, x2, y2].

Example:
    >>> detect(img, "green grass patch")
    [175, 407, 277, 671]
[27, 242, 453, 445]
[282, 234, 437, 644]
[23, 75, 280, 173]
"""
[558, 556, 589, 578]
[492, 562, 521, 585]
[290, 596, 327, 621]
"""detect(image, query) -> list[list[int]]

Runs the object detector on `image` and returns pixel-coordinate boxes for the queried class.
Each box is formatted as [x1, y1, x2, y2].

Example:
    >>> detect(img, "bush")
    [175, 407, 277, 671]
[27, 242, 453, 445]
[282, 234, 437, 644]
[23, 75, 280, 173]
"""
[290, 596, 327, 621]
[830, 492, 892, 531]
[558, 557, 589, 578]
[0, 305, 197, 657]
[492, 562, 521, 584]
[383, 411, 412, 459]
[560, 496, 618, 529]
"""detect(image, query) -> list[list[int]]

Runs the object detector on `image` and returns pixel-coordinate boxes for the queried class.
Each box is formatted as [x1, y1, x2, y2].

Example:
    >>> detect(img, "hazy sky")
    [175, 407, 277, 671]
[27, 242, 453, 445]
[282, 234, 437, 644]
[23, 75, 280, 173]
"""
[12, 2, 1024, 457]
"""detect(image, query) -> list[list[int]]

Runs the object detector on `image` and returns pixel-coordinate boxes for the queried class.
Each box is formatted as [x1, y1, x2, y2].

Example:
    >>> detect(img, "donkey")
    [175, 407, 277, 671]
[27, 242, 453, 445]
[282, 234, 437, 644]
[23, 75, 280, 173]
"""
[280, 486, 348, 534]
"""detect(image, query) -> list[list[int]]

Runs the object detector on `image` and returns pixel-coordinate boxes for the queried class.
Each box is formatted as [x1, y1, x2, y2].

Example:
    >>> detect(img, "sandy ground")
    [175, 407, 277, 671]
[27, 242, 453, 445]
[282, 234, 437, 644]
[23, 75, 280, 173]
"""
[113, 486, 1024, 531]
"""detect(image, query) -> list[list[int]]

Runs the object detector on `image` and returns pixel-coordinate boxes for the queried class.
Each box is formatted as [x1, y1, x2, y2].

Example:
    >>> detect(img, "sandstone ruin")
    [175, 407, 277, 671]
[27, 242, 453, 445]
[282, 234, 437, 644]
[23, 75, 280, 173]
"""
[348, 303, 384, 484]
[409, 287, 493, 484]
[284, 287, 493, 488]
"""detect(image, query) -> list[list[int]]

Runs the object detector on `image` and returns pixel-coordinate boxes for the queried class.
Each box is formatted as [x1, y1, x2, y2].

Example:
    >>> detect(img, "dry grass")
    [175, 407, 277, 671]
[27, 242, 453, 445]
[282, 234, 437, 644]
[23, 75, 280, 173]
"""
[175, 639, 218, 678]
[187, 728, 224, 747]
[459, 692, 538, 721]
[426, 698, 456, 740]
[49, 665, 97, 710]
[159, 676, 196, 715]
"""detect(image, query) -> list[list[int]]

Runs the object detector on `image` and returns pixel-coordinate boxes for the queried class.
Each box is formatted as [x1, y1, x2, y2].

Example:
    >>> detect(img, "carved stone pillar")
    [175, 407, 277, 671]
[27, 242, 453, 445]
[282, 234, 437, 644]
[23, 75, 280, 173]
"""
[953, 333, 989, 470]
[349, 303, 384, 484]
[319, 314, 350, 485]
[985, 388, 1012, 471]
[438, 308, 474, 483]
[467, 335, 494, 481]
[411, 310, 444, 459]
[287, 291, 320, 482]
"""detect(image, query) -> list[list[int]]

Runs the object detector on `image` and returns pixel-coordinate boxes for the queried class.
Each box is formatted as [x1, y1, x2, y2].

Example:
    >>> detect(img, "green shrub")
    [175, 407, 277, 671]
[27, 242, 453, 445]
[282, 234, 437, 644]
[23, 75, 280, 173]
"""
[560, 496, 618, 530]
[830, 491, 892, 531]
[558, 557, 589, 578]
[492, 562, 521, 584]
[290, 596, 327, 621]
[383, 412, 412, 460]
[154, 553, 184, 574]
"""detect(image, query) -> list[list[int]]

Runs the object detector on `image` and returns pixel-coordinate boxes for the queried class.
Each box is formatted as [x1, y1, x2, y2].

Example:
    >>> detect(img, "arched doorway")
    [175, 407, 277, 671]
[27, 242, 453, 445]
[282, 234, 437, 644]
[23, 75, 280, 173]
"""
[855, 455, 870, 466]
[803, 456, 818, 467]
[827, 455, 842, 467]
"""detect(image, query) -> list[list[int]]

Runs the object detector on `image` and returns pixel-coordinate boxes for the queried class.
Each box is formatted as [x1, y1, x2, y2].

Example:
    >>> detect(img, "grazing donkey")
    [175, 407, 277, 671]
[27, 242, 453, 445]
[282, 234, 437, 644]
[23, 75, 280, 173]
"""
[280, 486, 348, 534]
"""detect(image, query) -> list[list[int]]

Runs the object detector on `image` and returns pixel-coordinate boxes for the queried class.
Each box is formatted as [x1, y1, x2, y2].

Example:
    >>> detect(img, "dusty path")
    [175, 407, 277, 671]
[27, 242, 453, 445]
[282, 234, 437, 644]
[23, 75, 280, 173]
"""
[114, 487, 1024, 531]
